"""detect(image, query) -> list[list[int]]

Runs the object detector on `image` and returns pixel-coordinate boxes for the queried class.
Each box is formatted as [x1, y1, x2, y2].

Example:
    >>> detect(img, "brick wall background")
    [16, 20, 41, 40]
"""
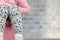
[22, 0, 47, 38]
[22, 0, 60, 38]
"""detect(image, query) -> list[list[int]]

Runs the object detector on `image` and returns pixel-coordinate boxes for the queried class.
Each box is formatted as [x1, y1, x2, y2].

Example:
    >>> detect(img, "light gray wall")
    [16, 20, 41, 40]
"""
[22, 0, 47, 38]
[22, 0, 60, 38]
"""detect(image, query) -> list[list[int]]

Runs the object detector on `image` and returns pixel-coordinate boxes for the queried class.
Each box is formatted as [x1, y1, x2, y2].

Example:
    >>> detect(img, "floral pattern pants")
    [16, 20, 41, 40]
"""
[0, 5, 23, 34]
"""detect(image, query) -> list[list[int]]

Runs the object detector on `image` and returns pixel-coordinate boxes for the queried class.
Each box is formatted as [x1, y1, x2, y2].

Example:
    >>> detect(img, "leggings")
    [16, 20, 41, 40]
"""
[0, 5, 23, 34]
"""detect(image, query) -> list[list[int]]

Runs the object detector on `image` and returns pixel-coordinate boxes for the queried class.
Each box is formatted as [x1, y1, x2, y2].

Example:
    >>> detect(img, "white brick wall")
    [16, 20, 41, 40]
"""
[22, 0, 47, 38]
[22, 0, 60, 38]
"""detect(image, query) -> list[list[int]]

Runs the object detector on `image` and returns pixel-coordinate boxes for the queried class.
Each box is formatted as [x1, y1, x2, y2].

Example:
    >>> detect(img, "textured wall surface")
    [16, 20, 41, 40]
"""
[22, 0, 60, 38]
[22, 0, 46, 38]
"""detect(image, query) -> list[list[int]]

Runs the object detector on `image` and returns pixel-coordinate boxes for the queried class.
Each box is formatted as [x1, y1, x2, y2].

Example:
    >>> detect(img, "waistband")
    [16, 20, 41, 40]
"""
[0, 4, 19, 7]
[0, 5, 20, 9]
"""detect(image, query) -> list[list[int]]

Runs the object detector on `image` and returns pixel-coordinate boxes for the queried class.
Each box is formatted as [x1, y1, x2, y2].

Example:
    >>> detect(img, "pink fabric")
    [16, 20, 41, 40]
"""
[0, 0, 30, 14]
[2, 0, 30, 40]
[3, 23, 15, 40]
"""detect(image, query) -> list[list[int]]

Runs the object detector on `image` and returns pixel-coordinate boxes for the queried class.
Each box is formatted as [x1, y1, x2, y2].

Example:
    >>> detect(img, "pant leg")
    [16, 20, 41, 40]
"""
[8, 5, 23, 34]
[8, 5, 23, 40]
[0, 5, 8, 32]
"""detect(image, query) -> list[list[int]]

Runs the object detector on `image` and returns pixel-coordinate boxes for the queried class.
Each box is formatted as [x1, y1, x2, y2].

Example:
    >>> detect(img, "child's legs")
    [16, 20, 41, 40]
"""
[10, 13, 23, 34]
[0, 5, 8, 32]
[0, 5, 8, 40]
[8, 5, 23, 40]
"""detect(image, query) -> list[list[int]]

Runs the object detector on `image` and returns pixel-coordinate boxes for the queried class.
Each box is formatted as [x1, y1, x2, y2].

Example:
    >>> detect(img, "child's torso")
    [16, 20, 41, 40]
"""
[0, 0, 17, 6]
